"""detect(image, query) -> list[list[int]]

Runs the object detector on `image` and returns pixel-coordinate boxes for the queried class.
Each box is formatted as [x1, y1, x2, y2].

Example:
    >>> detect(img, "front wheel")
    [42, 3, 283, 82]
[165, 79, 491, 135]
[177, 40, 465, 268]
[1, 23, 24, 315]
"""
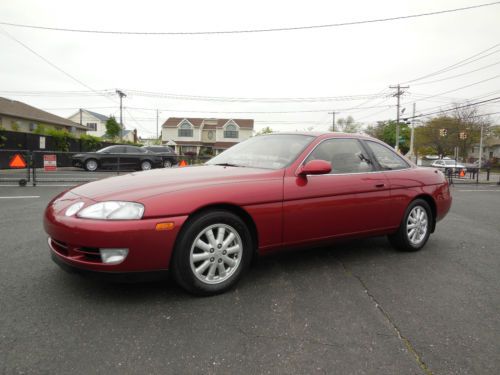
[172, 210, 253, 295]
[84, 159, 98, 172]
[388, 199, 432, 252]
[140, 160, 152, 171]
[163, 159, 172, 168]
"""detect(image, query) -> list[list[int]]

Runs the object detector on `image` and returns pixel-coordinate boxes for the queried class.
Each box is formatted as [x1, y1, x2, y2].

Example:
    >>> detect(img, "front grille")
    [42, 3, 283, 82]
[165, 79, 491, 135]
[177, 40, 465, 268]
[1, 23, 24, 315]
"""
[50, 238, 68, 256]
[75, 247, 101, 262]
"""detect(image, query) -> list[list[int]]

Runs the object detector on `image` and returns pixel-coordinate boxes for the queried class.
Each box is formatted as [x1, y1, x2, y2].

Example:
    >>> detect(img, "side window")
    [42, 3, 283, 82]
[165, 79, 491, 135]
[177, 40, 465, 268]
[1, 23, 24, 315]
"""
[111, 147, 126, 154]
[305, 138, 374, 174]
[366, 141, 409, 170]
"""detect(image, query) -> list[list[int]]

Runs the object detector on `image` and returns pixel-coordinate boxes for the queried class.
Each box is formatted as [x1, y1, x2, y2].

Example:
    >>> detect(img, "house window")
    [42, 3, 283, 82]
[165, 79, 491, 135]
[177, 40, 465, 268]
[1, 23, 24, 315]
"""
[178, 122, 193, 137]
[87, 122, 97, 131]
[224, 124, 239, 138]
[29, 123, 36, 131]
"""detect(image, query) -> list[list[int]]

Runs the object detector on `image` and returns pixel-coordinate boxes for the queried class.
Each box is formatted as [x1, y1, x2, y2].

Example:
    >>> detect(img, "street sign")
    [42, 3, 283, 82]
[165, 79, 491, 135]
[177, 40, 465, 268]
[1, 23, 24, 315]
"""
[9, 154, 27, 168]
[43, 154, 57, 172]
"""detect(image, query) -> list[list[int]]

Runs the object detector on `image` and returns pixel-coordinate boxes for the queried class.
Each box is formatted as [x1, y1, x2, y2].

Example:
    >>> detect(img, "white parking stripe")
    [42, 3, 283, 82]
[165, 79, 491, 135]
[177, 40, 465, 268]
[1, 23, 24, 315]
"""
[0, 196, 40, 199]
[455, 189, 499, 192]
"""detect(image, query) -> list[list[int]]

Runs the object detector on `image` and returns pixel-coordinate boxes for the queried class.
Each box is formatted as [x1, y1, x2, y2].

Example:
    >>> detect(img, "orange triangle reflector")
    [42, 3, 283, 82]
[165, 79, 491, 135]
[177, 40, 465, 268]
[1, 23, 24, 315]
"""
[459, 170, 465, 177]
[179, 160, 187, 167]
[9, 154, 27, 168]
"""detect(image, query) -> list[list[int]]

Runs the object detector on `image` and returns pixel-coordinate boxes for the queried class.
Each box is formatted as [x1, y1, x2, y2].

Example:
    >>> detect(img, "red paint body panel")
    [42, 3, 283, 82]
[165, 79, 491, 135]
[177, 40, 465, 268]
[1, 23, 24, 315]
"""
[43, 133, 452, 274]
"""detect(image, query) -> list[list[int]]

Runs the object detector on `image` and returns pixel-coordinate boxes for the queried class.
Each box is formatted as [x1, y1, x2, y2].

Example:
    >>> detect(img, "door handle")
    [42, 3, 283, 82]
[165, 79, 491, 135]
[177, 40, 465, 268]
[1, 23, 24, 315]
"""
[375, 183, 385, 188]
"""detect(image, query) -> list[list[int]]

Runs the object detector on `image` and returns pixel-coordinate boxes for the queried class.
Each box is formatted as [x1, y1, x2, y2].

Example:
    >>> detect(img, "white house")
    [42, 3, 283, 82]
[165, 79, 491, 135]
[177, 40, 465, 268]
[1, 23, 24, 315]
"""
[161, 118, 254, 155]
[68, 109, 110, 137]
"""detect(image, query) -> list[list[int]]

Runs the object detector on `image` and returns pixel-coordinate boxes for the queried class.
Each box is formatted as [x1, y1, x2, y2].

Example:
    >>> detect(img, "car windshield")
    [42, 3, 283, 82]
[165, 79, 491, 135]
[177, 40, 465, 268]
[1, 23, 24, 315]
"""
[206, 134, 315, 169]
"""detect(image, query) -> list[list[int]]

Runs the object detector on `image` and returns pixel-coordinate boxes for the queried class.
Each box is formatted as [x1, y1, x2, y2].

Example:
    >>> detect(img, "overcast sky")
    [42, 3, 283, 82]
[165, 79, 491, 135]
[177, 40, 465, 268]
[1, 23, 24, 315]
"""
[0, 0, 499, 137]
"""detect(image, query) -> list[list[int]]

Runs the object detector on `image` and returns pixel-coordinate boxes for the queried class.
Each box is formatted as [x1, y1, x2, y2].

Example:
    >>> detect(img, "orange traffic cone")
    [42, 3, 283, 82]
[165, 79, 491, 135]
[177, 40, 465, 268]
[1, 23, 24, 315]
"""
[179, 160, 187, 167]
[459, 169, 465, 178]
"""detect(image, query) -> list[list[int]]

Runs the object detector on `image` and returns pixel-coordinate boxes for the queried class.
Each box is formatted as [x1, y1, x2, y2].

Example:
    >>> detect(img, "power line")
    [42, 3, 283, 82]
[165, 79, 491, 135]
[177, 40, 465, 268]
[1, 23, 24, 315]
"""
[0, 26, 117, 106]
[1, 2, 498, 35]
[404, 42, 500, 83]
[408, 96, 500, 119]
[411, 59, 500, 86]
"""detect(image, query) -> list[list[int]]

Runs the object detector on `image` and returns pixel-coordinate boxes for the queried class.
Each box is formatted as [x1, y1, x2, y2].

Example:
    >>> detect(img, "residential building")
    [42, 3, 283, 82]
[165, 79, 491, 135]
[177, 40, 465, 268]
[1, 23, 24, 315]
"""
[0, 97, 86, 136]
[68, 109, 109, 137]
[469, 126, 500, 163]
[161, 118, 254, 155]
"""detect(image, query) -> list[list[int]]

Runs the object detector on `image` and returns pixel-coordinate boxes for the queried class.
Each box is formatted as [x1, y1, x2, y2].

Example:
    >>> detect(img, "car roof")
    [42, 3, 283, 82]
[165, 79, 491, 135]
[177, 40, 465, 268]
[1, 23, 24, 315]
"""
[262, 132, 377, 141]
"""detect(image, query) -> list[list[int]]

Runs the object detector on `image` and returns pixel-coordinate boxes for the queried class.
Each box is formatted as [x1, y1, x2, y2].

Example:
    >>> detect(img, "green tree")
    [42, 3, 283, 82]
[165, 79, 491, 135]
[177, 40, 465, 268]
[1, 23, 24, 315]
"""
[255, 126, 273, 135]
[331, 116, 361, 133]
[365, 120, 410, 154]
[105, 116, 121, 139]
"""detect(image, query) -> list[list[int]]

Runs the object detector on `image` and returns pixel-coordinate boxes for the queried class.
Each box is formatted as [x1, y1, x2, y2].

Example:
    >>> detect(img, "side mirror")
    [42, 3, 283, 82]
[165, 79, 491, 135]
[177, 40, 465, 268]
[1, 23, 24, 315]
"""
[297, 160, 332, 176]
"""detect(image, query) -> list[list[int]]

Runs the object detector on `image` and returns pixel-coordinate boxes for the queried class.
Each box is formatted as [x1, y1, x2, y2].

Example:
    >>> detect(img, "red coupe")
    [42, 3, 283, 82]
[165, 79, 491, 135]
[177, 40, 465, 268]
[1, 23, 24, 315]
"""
[44, 133, 452, 295]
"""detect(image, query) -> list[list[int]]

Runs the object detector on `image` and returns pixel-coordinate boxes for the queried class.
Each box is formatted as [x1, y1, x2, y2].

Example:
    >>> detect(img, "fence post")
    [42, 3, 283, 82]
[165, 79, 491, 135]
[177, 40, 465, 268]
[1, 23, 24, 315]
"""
[32, 151, 37, 186]
[486, 168, 490, 181]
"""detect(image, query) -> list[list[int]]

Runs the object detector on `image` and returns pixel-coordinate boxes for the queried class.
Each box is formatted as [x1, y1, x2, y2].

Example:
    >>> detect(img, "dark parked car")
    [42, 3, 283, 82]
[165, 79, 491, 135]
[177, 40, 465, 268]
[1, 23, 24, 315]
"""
[47, 133, 451, 295]
[72, 145, 163, 171]
[142, 146, 178, 168]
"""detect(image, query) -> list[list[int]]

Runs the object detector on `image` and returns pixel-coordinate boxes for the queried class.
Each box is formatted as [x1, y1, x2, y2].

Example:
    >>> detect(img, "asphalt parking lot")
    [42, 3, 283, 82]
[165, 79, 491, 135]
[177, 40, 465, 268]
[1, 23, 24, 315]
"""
[0, 184, 499, 374]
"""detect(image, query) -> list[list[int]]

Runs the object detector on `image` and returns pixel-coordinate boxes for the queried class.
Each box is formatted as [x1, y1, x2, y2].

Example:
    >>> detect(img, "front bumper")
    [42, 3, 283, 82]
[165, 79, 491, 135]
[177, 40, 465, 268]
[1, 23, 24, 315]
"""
[44, 194, 188, 273]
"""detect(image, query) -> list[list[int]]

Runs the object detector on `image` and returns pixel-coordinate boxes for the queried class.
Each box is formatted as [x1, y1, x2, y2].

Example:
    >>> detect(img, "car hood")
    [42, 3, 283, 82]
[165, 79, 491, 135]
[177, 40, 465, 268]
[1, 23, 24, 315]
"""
[69, 165, 283, 201]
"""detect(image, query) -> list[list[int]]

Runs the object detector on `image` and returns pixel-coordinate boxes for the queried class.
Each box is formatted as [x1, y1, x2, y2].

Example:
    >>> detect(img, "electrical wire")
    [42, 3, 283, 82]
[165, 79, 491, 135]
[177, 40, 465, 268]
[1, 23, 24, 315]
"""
[1, 2, 498, 35]
[411, 59, 500, 86]
[404, 42, 500, 83]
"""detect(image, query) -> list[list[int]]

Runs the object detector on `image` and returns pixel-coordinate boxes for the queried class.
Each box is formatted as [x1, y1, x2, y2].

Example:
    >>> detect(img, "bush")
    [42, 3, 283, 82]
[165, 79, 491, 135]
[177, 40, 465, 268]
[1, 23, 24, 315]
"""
[80, 134, 102, 151]
[46, 129, 74, 151]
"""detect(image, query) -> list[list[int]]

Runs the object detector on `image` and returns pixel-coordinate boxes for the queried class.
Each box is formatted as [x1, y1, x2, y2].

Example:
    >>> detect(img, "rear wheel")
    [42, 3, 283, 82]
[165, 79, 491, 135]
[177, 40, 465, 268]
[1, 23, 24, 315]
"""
[163, 159, 172, 168]
[388, 199, 432, 252]
[172, 210, 252, 295]
[141, 160, 152, 171]
[84, 159, 98, 172]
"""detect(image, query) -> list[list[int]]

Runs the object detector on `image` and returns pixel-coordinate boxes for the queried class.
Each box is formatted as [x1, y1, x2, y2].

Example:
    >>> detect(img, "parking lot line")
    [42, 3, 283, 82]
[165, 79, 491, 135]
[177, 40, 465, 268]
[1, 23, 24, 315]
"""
[0, 196, 40, 199]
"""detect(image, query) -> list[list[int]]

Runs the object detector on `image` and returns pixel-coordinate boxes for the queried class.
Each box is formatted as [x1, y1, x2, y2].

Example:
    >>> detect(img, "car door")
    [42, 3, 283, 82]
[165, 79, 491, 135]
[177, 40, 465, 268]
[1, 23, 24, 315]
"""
[362, 140, 415, 229]
[283, 137, 391, 246]
[100, 146, 124, 168]
[122, 146, 143, 169]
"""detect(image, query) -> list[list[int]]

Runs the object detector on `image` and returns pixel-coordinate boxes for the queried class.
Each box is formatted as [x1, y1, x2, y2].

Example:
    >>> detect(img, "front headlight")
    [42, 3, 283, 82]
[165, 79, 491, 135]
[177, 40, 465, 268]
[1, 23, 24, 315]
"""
[77, 201, 144, 220]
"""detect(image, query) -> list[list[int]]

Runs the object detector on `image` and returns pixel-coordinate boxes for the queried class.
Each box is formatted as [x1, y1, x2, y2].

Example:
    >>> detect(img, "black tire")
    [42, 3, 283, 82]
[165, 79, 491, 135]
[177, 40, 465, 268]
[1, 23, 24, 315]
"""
[172, 210, 253, 296]
[163, 159, 173, 168]
[84, 159, 98, 172]
[140, 160, 152, 171]
[388, 199, 433, 252]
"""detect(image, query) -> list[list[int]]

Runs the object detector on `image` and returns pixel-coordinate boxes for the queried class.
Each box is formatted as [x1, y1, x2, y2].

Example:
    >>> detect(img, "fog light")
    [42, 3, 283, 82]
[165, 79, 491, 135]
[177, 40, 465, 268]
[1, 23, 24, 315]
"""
[100, 248, 128, 264]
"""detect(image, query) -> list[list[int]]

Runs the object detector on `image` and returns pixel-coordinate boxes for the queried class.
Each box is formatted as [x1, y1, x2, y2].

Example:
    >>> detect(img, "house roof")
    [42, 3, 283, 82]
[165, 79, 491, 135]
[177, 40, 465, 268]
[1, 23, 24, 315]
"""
[162, 117, 254, 129]
[0, 97, 86, 129]
[83, 109, 109, 122]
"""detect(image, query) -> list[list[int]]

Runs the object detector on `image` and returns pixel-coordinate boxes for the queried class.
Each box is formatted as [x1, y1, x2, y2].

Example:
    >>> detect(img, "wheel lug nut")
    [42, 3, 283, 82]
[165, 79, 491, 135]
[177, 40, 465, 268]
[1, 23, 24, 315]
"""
[217, 244, 222, 249]
[210, 257, 215, 262]
[210, 248, 214, 253]
[218, 258, 222, 263]
[222, 250, 227, 255]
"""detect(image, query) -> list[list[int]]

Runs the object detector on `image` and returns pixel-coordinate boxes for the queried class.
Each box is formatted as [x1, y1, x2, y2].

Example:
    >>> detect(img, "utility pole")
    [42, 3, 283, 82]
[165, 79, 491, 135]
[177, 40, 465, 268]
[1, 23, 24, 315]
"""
[389, 84, 409, 152]
[156, 109, 159, 142]
[116, 89, 127, 140]
[409, 102, 416, 161]
[79, 108, 82, 127]
[478, 122, 484, 170]
[328, 111, 336, 131]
